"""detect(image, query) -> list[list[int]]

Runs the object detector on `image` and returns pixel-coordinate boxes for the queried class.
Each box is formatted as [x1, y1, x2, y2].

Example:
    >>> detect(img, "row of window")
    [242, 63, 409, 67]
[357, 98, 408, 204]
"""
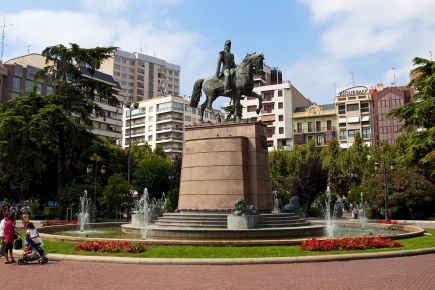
[13, 77, 53, 95]
[339, 128, 371, 139]
[338, 102, 370, 114]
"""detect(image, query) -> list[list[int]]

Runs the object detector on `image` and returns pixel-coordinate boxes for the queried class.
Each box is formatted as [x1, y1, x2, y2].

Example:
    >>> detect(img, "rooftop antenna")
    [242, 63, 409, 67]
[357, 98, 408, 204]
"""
[350, 71, 355, 86]
[27, 45, 31, 54]
[392, 67, 396, 85]
[430, 51, 433, 61]
[1, 18, 13, 62]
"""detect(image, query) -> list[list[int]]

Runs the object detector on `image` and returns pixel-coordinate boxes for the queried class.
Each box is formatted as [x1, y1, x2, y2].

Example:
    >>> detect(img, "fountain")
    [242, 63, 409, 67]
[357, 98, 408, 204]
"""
[133, 188, 166, 239]
[359, 192, 368, 230]
[271, 191, 281, 213]
[324, 186, 343, 238]
[77, 190, 92, 232]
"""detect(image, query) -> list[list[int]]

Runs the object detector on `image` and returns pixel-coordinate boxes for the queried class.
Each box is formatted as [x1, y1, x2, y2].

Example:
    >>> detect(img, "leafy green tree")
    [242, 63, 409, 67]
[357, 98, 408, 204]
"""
[35, 43, 119, 197]
[387, 57, 435, 180]
[290, 154, 328, 215]
[102, 173, 133, 220]
[133, 154, 173, 200]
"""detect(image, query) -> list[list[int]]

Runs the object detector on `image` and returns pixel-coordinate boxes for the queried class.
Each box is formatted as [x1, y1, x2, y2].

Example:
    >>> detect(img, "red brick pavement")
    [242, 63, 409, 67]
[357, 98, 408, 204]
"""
[1, 254, 434, 289]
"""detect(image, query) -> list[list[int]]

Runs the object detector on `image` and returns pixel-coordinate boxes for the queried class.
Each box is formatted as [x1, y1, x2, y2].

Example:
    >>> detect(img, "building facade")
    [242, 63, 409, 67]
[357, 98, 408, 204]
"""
[292, 104, 337, 147]
[123, 95, 225, 160]
[241, 82, 312, 150]
[1, 54, 124, 143]
[334, 86, 374, 148]
[372, 83, 412, 146]
[100, 50, 180, 104]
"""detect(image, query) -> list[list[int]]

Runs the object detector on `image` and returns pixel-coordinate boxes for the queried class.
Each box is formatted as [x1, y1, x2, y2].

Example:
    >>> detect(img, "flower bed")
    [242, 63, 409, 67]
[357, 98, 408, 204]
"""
[300, 236, 402, 251]
[73, 241, 147, 253]
[376, 220, 402, 225]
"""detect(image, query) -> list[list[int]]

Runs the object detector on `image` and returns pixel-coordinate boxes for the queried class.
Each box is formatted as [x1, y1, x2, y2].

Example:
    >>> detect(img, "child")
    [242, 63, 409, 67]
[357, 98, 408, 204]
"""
[21, 209, 29, 229]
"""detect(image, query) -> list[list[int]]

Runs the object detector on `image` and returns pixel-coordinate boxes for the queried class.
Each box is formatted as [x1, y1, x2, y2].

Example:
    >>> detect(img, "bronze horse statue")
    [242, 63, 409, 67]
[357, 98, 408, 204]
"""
[190, 53, 264, 122]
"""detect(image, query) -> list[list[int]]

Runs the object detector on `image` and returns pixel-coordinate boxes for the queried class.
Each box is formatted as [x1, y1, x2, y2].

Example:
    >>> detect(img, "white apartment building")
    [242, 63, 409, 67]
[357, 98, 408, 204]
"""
[241, 82, 312, 151]
[334, 86, 374, 148]
[100, 50, 180, 104]
[123, 95, 225, 160]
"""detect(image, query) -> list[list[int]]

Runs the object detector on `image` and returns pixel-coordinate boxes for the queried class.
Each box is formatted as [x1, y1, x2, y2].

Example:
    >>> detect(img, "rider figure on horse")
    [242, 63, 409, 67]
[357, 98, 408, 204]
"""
[215, 39, 236, 94]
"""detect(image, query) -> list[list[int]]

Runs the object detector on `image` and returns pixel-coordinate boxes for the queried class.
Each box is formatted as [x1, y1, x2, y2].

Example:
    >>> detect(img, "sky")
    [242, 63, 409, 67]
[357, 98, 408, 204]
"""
[2, 0, 435, 110]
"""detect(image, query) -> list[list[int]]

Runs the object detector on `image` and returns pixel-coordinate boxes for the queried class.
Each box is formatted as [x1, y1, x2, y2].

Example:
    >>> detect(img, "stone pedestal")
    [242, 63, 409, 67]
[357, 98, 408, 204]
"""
[178, 122, 272, 211]
[227, 215, 261, 229]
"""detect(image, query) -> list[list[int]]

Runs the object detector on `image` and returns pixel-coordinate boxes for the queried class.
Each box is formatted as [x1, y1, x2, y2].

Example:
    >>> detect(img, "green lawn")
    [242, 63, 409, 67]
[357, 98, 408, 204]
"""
[27, 228, 435, 259]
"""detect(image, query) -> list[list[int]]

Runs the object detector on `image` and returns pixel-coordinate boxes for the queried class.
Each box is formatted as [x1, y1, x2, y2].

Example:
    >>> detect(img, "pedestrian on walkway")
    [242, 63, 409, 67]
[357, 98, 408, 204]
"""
[0, 213, 6, 257]
[352, 205, 359, 219]
[3, 213, 17, 264]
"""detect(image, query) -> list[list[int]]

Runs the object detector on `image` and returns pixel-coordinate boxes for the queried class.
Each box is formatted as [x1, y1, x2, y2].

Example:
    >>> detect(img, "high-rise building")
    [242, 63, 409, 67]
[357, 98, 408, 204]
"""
[123, 95, 225, 160]
[100, 50, 180, 104]
[1, 54, 124, 143]
[334, 85, 374, 148]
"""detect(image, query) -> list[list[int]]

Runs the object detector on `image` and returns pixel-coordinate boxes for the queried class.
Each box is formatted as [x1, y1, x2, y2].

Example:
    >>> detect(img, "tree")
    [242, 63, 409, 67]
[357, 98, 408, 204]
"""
[102, 174, 133, 220]
[387, 57, 435, 181]
[290, 154, 328, 215]
[133, 154, 173, 200]
[35, 43, 119, 196]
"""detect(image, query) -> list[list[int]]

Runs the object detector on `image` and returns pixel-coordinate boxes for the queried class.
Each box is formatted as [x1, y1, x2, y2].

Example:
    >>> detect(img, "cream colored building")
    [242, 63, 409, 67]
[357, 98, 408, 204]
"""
[333, 86, 374, 148]
[123, 95, 225, 160]
[100, 50, 180, 104]
[292, 104, 337, 147]
[240, 82, 312, 150]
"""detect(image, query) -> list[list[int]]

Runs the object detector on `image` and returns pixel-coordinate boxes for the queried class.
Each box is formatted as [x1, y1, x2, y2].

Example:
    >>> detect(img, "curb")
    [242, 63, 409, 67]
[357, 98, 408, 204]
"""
[38, 247, 435, 265]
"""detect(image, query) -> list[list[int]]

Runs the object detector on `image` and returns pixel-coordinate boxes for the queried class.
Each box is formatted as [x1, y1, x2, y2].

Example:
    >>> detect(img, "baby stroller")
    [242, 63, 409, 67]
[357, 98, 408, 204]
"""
[17, 236, 48, 265]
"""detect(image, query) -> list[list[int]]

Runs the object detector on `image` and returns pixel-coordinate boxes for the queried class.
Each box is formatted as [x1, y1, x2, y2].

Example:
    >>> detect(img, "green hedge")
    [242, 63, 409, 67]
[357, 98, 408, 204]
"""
[42, 207, 59, 219]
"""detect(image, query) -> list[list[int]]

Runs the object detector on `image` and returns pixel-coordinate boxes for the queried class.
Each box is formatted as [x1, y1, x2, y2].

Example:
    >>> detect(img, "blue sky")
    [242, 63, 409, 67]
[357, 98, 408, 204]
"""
[2, 0, 435, 110]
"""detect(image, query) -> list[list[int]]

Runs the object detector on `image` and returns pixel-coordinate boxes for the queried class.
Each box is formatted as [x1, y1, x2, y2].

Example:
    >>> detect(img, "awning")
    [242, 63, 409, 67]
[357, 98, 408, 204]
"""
[340, 143, 348, 149]
[361, 116, 370, 122]
[347, 116, 360, 123]
[339, 118, 346, 123]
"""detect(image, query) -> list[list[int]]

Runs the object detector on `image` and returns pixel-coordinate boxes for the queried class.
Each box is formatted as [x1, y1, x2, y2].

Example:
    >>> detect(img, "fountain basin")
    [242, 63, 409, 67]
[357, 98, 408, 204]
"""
[37, 222, 425, 246]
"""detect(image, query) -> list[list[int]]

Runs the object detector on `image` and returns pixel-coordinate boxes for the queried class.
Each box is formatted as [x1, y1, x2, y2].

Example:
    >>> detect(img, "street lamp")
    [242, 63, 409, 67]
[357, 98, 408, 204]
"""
[125, 102, 139, 221]
[126, 102, 139, 183]
[87, 162, 106, 223]
[374, 160, 396, 221]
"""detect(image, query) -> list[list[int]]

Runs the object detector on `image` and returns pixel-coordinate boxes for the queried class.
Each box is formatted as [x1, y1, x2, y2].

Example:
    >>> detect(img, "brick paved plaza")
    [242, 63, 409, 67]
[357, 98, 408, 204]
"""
[1, 253, 434, 289]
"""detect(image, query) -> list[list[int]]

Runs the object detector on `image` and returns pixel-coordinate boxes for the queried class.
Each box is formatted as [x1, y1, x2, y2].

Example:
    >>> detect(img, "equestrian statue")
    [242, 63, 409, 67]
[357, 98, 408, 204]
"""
[190, 40, 264, 122]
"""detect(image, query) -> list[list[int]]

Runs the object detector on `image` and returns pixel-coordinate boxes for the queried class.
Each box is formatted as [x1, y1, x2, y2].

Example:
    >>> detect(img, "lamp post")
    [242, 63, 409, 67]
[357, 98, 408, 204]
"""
[87, 162, 106, 223]
[125, 102, 139, 221]
[374, 160, 395, 221]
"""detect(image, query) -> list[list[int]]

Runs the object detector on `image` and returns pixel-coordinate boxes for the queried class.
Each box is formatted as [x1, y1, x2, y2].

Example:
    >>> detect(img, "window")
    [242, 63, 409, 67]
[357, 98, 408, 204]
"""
[327, 120, 332, 130]
[247, 105, 257, 112]
[316, 135, 322, 146]
[149, 106, 153, 112]
[185, 115, 191, 121]
[278, 102, 283, 109]
[192, 108, 196, 114]
[339, 130, 347, 140]
[347, 104, 359, 111]
[362, 128, 370, 138]
[338, 105, 345, 115]
[277, 90, 283, 97]
[308, 122, 313, 132]
[148, 135, 153, 141]
[25, 80, 33, 92]
[297, 123, 302, 133]
[279, 127, 284, 134]
[348, 129, 360, 137]
[148, 116, 153, 122]
[148, 125, 153, 131]
[361, 102, 369, 113]
[316, 121, 321, 132]
[278, 115, 283, 122]
[13, 77, 21, 91]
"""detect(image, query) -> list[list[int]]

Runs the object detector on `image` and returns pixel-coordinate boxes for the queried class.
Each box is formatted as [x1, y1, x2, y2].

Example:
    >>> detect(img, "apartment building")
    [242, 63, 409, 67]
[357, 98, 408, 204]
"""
[292, 104, 337, 147]
[372, 83, 412, 145]
[241, 82, 312, 150]
[1, 54, 124, 143]
[100, 50, 180, 104]
[334, 86, 374, 148]
[123, 95, 225, 160]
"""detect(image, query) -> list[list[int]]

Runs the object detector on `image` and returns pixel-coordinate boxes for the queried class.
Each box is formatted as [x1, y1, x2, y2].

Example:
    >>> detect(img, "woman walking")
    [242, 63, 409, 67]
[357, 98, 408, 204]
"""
[3, 213, 17, 264]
